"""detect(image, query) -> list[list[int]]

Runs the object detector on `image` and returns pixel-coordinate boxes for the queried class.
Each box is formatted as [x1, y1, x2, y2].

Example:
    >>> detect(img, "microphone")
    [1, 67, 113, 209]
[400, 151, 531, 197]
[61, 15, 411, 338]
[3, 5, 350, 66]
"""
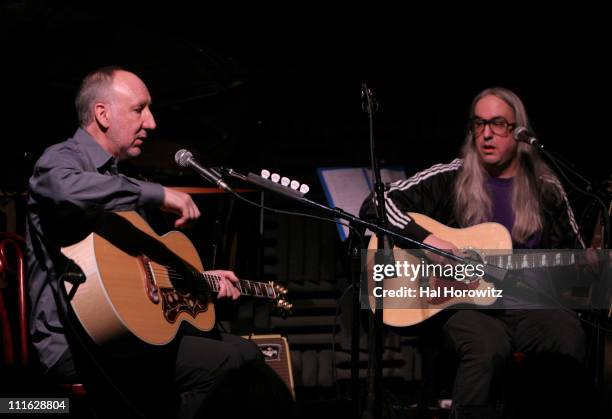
[513, 126, 539, 146]
[174, 149, 232, 192]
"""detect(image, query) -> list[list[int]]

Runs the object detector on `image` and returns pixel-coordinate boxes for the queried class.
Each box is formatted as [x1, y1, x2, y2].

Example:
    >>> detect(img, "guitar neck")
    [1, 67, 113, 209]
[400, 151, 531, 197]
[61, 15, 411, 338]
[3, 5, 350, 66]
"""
[197, 272, 277, 300]
[484, 251, 581, 271]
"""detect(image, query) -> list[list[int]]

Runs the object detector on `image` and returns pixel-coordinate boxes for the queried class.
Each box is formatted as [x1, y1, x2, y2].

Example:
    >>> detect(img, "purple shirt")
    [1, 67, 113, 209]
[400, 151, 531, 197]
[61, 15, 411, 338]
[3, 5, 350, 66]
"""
[487, 176, 541, 249]
[486, 176, 546, 308]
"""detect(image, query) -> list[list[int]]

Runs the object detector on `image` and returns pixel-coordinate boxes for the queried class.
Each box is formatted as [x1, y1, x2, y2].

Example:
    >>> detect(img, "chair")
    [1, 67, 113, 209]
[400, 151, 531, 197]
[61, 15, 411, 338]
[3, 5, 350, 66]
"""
[0, 232, 86, 396]
[0, 233, 27, 367]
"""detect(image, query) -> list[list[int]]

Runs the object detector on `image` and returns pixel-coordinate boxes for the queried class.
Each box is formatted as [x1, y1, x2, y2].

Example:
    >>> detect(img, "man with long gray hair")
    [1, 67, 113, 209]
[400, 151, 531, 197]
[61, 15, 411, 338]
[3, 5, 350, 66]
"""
[361, 87, 589, 419]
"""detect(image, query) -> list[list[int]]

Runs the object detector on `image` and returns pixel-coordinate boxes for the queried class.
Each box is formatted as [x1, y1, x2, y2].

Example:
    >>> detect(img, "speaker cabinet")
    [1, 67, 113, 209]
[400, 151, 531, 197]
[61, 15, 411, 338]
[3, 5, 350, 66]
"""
[244, 334, 295, 399]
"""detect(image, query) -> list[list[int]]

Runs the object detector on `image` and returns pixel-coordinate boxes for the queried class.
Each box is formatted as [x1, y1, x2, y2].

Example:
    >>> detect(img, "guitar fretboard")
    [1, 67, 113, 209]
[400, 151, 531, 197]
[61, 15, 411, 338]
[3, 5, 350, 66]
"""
[485, 251, 578, 271]
[197, 272, 277, 299]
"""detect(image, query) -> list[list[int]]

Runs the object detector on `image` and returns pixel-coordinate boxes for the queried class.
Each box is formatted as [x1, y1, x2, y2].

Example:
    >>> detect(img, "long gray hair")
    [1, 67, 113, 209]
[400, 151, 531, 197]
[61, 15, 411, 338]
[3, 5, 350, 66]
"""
[453, 87, 555, 244]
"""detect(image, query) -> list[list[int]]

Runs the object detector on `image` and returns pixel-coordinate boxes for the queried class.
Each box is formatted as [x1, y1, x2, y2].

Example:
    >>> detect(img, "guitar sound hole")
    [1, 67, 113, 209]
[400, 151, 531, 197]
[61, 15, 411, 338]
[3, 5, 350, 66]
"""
[461, 249, 484, 284]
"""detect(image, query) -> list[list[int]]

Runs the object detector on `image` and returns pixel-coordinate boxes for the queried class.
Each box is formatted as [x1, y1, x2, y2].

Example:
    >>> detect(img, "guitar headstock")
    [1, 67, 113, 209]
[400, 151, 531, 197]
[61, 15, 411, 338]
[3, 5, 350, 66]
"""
[270, 281, 292, 317]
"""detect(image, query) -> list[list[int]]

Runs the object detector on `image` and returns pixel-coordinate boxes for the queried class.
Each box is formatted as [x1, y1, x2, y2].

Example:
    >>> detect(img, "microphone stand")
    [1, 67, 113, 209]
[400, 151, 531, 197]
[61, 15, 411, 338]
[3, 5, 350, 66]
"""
[221, 171, 470, 264]
[362, 82, 385, 419]
[220, 169, 502, 417]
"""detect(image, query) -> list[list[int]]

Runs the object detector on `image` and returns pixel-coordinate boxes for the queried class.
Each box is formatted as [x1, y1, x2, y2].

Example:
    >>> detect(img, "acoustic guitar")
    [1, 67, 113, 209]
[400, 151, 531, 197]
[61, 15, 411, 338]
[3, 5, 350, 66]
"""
[60, 211, 290, 349]
[367, 212, 595, 327]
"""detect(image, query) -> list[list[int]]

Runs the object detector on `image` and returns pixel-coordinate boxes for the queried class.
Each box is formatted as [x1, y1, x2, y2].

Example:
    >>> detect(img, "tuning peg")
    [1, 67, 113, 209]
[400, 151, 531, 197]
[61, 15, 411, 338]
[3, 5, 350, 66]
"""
[274, 284, 287, 294]
[277, 300, 293, 310]
[299, 184, 309, 194]
[275, 300, 292, 317]
[261, 169, 270, 179]
[289, 180, 300, 190]
[281, 176, 290, 186]
[271, 173, 280, 183]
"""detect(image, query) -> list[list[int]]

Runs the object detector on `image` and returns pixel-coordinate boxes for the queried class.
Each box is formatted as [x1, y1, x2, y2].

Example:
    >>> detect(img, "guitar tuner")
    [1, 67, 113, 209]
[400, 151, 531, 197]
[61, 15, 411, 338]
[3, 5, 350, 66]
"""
[275, 285, 288, 295]
[278, 300, 293, 310]
[276, 300, 293, 317]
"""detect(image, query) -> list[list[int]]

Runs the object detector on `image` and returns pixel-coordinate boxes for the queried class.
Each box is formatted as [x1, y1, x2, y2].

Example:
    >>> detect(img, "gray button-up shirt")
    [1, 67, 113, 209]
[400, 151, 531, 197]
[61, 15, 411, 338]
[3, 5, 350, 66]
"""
[26, 128, 164, 370]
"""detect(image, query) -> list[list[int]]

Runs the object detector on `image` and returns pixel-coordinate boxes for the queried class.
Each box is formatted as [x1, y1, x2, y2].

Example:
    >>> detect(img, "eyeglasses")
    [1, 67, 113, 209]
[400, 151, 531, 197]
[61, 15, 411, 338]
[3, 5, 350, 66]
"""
[470, 117, 516, 137]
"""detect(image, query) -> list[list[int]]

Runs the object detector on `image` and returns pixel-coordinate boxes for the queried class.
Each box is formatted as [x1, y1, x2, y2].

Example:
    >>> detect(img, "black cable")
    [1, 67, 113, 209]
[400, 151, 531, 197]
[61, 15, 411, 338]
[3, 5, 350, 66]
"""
[580, 316, 612, 334]
[578, 199, 598, 243]
[332, 283, 354, 399]
[225, 187, 366, 247]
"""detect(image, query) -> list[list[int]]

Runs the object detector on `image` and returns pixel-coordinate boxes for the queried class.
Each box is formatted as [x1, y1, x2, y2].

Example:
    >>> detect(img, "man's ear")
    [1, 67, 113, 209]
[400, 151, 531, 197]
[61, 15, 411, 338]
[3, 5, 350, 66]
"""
[93, 102, 110, 129]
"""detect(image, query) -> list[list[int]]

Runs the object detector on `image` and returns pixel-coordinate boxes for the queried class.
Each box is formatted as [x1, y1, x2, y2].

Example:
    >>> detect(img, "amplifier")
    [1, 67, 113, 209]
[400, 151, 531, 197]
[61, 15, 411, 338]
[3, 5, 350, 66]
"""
[244, 334, 295, 399]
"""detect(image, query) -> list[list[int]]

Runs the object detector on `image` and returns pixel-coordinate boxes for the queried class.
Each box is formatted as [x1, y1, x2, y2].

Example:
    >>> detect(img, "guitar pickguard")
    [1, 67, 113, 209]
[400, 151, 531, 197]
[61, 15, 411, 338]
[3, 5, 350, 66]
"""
[159, 287, 209, 323]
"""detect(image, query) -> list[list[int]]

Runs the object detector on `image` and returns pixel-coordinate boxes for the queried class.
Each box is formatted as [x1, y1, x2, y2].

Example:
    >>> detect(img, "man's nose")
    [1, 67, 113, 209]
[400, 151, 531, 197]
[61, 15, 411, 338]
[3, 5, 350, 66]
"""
[143, 108, 156, 130]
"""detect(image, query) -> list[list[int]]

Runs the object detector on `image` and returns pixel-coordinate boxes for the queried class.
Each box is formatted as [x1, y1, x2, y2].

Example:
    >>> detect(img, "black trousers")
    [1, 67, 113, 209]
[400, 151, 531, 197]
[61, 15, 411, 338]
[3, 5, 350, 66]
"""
[49, 329, 292, 419]
[443, 309, 587, 419]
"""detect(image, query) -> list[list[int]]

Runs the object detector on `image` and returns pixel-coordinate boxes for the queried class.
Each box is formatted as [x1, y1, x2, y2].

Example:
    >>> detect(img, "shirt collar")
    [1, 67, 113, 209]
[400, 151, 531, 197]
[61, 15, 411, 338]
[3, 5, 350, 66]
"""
[72, 128, 117, 171]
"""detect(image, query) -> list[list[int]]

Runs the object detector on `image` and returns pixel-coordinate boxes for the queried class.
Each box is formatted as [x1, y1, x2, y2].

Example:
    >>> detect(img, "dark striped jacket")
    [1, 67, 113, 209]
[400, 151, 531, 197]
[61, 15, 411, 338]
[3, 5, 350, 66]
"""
[359, 159, 584, 249]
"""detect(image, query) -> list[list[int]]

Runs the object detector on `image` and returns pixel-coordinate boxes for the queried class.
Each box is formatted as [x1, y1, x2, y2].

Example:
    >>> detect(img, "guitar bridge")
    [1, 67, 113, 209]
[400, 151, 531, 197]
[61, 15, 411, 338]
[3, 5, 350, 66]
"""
[139, 255, 160, 304]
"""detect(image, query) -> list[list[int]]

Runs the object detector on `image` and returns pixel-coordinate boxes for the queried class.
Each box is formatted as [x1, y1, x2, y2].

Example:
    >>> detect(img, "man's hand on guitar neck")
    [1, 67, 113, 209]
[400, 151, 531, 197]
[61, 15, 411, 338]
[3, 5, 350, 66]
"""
[207, 270, 241, 300]
[423, 234, 459, 265]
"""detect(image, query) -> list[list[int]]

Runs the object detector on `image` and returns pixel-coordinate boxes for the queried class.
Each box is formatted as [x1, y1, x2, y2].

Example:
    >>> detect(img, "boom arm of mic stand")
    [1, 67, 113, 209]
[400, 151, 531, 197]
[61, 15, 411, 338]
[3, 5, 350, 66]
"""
[223, 168, 512, 283]
[226, 169, 466, 263]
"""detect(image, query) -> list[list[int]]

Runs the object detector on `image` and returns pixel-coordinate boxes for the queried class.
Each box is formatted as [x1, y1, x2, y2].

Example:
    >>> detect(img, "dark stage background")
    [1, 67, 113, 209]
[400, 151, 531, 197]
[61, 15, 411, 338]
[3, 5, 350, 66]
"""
[3, 2, 610, 189]
[2, 2, 611, 417]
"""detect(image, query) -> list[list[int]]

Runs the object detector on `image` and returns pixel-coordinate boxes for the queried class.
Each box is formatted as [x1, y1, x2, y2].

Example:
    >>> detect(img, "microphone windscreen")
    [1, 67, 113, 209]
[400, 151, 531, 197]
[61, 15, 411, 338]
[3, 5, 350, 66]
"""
[513, 126, 533, 143]
[175, 149, 192, 167]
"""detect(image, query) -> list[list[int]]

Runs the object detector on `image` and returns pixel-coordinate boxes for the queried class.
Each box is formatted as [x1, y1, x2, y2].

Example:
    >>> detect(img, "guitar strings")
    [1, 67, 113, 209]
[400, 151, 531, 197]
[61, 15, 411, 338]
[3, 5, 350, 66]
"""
[147, 266, 275, 297]
[148, 271, 270, 297]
